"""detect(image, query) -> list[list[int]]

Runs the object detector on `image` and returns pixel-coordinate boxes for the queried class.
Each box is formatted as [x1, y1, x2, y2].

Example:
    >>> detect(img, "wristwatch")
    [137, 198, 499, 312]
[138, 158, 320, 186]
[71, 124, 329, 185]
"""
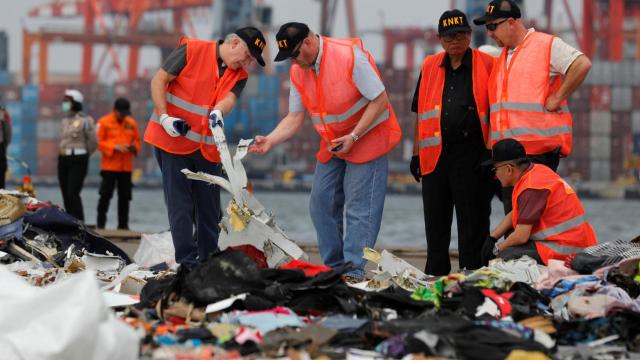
[492, 243, 500, 256]
[350, 132, 359, 142]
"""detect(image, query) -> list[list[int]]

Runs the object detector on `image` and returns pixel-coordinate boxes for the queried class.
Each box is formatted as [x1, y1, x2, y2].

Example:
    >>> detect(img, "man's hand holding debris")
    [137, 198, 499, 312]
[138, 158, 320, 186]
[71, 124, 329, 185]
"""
[209, 109, 224, 129]
[249, 135, 274, 154]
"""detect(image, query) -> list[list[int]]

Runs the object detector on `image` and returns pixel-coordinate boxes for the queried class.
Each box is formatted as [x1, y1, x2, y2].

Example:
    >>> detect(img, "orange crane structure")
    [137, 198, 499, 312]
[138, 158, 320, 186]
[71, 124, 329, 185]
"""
[23, 0, 214, 85]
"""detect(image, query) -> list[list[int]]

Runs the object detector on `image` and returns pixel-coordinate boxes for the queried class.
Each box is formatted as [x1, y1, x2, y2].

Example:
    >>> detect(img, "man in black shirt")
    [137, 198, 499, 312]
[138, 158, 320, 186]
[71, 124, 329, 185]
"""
[410, 10, 494, 275]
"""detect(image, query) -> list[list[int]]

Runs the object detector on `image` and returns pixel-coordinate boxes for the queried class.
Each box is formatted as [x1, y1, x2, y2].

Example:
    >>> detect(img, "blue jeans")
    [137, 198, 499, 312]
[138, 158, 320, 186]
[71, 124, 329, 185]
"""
[154, 147, 222, 267]
[309, 155, 388, 278]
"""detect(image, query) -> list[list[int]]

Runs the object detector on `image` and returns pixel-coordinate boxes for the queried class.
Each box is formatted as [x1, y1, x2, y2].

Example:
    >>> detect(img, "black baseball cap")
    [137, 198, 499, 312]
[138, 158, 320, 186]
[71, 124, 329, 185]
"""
[274, 22, 310, 62]
[234, 26, 266, 66]
[438, 9, 471, 36]
[114, 97, 131, 116]
[482, 138, 527, 166]
[473, 0, 521, 25]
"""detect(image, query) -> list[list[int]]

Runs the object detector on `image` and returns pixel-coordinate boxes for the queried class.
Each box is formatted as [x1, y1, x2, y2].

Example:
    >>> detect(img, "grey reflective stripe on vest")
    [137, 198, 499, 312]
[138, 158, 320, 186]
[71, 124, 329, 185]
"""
[419, 109, 487, 127]
[418, 109, 439, 122]
[310, 97, 370, 125]
[490, 101, 570, 114]
[490, 125, 572, 142]
[359, 109, 390, 137]
[534, 241, 588, 255]
[530, 214, 586, 241]
[166, 93, 210, 117]
[419, 137, 441, 149]
[150, 113, 216, 145]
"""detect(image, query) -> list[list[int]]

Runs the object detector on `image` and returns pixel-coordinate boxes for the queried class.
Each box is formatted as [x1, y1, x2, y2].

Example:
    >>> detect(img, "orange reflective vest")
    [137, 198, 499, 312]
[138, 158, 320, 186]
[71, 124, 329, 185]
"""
[143, 37, 248, 163]
[290, 36, 401, 163]
[97, 112, 140, 172]
[489, 31, 573, 156]
[512, 164, 597, 265]
[416, 49, 494, 175]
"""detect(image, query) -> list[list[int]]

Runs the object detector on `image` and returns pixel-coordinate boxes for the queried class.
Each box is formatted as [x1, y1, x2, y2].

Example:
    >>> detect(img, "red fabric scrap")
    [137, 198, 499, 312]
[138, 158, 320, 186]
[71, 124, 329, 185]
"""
[228, 244, 268, 268]
[278, 259, 331, 276]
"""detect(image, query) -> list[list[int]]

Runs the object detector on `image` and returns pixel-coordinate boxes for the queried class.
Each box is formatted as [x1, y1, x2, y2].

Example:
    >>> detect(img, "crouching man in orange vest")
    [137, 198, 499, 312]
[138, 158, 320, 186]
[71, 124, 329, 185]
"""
[481, 138, 597, 265]
[249, 22, 401, 282]
[144, 27, 267, 268]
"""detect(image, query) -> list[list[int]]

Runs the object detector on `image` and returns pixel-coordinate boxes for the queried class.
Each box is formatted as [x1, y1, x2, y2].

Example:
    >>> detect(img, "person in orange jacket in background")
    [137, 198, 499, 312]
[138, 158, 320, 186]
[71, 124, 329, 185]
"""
[96, 98, 140, 230]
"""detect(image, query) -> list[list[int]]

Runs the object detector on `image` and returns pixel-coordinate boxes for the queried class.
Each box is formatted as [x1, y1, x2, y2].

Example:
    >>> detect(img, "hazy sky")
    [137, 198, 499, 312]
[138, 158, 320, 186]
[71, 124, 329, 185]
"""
[0, 0, 578, 80]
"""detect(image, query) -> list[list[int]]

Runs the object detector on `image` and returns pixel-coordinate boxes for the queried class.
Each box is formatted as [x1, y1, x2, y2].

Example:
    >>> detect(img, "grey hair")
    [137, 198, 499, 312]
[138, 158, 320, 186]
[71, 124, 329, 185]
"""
[224, 33, 247, 47]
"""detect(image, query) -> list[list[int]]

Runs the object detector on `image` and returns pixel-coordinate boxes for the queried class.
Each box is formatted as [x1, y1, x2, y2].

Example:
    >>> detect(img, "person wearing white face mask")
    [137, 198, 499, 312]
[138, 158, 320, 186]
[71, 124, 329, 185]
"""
[58, 89, 97, 222]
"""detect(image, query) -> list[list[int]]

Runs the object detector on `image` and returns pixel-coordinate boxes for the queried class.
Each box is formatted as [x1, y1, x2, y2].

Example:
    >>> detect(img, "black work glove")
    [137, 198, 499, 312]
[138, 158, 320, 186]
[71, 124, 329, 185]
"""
[481, 235, 498, 266]
[410, 155, 421, 183]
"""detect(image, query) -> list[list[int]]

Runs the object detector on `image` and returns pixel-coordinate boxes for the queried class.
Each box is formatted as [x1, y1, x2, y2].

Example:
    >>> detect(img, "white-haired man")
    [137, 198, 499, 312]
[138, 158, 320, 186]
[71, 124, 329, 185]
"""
[144, 27, 266, 268]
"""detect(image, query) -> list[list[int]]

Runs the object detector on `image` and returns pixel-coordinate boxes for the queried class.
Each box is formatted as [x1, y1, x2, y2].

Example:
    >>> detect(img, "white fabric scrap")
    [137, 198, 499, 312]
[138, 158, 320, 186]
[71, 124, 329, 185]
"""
[0, 265, 139, 360]
[205, 293, 248, 314]
[488, 256, 544, 284]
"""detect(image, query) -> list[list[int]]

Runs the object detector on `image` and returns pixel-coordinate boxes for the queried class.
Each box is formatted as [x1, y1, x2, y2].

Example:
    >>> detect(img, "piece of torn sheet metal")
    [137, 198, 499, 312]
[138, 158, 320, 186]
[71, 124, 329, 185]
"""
[182, 124, 307, 267]
[363, 248, 430, 291]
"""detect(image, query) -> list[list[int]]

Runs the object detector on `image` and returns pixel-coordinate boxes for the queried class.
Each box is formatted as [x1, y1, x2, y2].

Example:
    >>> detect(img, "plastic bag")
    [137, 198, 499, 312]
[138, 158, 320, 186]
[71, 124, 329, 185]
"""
[0, 266, 139, 360]
[133, 231, 176, 268]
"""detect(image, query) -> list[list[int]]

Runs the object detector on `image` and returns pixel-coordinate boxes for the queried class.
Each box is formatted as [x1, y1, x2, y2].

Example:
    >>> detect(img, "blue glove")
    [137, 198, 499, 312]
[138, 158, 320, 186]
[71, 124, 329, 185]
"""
[209, 109, 224, 129]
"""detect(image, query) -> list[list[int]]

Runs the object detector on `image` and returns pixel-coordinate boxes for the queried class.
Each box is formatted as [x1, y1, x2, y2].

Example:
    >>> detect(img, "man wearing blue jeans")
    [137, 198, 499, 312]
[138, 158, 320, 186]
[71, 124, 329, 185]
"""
[250, 23, 401, 281]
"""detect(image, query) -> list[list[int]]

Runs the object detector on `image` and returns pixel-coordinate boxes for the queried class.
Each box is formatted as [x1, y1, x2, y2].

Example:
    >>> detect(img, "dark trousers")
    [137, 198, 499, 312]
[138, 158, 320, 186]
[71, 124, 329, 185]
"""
[502, 150, 560, 215]
[154, 147, 222, 267]
[58, 154, 89, 221]
[0, 145, 6, 189]
[97, 171, 133, 229]
[421, 142, 492, 275]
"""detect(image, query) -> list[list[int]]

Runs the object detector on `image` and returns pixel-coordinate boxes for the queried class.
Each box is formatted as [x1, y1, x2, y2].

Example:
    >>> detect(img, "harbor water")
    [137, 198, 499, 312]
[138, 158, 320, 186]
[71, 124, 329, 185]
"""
[35, 186, 640, 249]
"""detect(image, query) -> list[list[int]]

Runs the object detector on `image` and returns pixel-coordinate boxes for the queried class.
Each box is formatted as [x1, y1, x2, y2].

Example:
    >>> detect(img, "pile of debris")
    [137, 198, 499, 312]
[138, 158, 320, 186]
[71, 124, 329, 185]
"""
[2, 127, 640, 359]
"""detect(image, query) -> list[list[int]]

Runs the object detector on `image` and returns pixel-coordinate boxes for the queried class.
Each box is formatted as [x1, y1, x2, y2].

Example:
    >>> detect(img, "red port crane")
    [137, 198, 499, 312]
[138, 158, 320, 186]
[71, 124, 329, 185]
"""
[23, 0, 213, 84]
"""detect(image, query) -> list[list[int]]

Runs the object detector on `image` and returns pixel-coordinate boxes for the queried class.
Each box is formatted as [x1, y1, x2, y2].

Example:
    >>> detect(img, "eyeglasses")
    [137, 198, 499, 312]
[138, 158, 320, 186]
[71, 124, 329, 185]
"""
[290, 42, 303, 59]
[492, 162, 513, 172]
[485, 18, 509, 31]
[441, 32, 469, 43]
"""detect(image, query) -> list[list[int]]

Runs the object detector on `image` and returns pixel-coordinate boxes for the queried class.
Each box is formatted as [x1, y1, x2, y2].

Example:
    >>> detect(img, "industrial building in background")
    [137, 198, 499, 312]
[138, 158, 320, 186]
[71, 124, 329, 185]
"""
[0, 0, 639, 195]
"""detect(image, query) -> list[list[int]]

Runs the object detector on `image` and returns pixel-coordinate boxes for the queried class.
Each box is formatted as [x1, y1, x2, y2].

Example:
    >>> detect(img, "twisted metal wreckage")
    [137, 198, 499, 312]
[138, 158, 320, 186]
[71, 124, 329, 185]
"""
[182, 122, 307, 268]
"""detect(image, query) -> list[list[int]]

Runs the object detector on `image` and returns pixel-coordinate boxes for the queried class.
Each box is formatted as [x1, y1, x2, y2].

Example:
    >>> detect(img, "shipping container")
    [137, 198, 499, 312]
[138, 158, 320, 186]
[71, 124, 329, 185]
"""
[611, 112, 631, 135]
[633, 110, 640, 134]
[571, 135, 590, 159]
[21, 84, 39, 102]
[633, 87, 640, 109]
[37, 140, 59, 176]
[572, 112, 590, 136]
[0, 31, 7, 72]
[590, 85, 611, 110]
[611, 87, 632, 111]
[0, 86, 22, 102]
[257, 75, 280, 95]
[39, 104, 63, 119]
[589, 111, 612, 135]
[590, 160, 611, 182]
[0, 71, 9, 86]
[634, 62, 640, 86]
[590, 135, 611, 160]
[37, 119, 61, 140]
[564, 157, 590, 180]
[612, 61, 635, 87]
[39, 84, 68, 103]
